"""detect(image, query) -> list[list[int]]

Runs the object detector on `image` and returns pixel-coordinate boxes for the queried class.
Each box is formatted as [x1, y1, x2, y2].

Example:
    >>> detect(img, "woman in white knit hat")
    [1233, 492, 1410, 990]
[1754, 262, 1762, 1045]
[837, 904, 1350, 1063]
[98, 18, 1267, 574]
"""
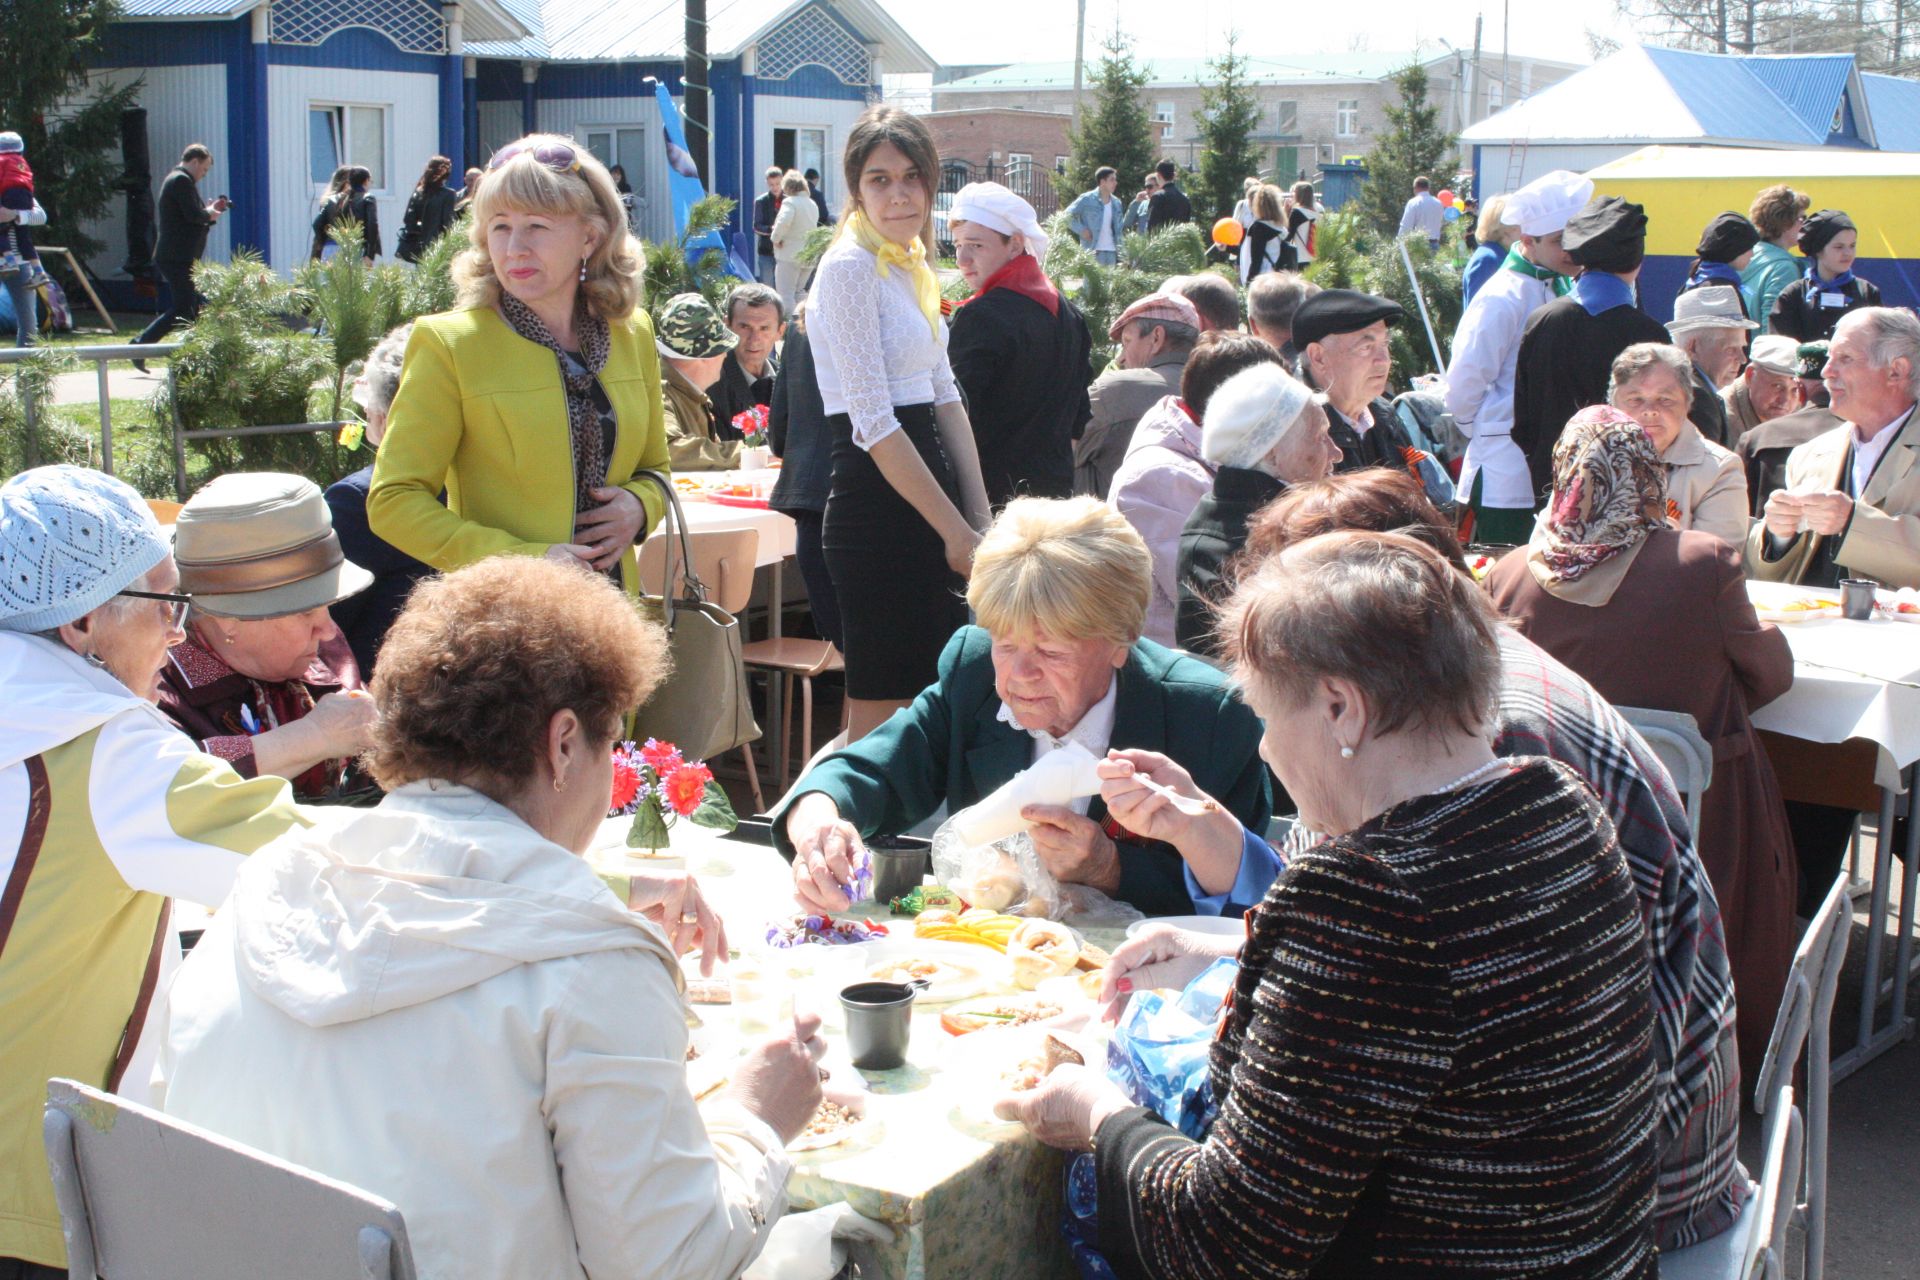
[945, 180, 1095, 508]
[0, 465, 305, 1276]
[1173, 363, 1341, 655]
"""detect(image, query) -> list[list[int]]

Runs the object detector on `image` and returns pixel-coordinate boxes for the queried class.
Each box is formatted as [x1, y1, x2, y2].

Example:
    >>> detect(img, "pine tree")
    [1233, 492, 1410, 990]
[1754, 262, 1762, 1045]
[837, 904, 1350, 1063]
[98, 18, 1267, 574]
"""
[1192, 34, 1265, 223]
[1056, 34, 1156, 203]
[0, 0, 141, 268]
[1352, 61, 1457, 245]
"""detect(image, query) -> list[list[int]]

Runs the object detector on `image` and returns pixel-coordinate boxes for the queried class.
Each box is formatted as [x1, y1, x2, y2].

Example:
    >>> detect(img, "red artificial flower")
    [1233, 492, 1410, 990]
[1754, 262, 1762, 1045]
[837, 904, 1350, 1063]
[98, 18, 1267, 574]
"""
[640, 738, 683, 774]
[610, 755, 642, 813]
[664, 761, 712, 816]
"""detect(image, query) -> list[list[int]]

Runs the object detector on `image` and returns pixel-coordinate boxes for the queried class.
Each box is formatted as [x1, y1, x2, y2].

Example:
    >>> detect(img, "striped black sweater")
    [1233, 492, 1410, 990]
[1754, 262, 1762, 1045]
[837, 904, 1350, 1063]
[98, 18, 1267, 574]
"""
[1096, 758, 1658, 1279]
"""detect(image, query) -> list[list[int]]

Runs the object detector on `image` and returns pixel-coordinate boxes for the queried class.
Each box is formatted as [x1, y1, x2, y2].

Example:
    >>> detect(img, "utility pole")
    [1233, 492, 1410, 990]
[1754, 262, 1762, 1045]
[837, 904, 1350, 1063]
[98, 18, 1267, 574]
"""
[1072, 0, 1087, 130]
[1501, 0, 1510, 113]
[1470, 13, 1483, 126]
[684, 0, 710, 186]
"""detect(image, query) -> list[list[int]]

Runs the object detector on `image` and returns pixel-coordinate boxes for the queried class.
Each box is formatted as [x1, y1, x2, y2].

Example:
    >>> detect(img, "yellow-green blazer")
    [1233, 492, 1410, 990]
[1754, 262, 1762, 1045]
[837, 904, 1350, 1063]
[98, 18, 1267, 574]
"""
[368, 305, 671, 594]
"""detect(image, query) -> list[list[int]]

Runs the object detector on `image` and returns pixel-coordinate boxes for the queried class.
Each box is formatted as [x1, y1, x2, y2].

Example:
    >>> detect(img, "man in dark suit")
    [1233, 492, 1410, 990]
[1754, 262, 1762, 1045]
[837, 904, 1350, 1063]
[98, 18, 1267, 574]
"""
[750, 165, 781, 284]
[1146, 160, 1192, 233]
[804, 168, 832, 225]
[133, 143, 225, 367]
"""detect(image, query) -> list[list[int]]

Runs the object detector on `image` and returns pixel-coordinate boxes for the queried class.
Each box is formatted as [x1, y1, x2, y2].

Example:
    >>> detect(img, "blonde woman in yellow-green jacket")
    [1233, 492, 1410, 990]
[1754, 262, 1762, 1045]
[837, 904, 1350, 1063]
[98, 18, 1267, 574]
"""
[370, 135, 670, 591]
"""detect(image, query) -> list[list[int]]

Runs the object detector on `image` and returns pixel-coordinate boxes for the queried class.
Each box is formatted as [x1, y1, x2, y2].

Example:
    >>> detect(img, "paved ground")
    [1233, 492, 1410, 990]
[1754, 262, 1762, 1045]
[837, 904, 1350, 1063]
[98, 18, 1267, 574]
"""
[48, 364, 168, 406]
[1766, 887, 1920, 1279]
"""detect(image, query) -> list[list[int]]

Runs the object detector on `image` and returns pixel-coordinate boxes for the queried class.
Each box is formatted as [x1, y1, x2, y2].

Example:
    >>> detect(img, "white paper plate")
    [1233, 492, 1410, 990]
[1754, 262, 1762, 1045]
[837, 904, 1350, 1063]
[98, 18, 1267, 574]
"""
[851, 939, 1009, 1004]
[942, 1027, 1100, 1127]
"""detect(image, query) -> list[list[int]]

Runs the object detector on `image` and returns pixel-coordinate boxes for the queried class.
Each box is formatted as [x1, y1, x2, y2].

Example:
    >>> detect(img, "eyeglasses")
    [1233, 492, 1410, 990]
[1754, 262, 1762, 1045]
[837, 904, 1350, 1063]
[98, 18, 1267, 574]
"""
[119, 589, 192, 629]
[487, 141, 581, 175]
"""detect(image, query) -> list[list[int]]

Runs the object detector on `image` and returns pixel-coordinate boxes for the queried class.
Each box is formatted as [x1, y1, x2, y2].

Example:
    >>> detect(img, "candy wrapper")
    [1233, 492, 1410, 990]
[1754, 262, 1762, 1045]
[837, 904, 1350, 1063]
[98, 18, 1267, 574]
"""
[887, 884, 963, 916]
[765, 914, 890, 947]
[1103, 957, 1237, 1139]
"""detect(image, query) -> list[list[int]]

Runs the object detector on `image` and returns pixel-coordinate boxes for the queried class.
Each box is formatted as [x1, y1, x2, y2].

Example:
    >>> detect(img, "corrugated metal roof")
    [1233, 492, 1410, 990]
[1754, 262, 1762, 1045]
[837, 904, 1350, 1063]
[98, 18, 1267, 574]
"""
[117, 0, 256, 18]
[1744, 53, 1853, 138]
[1863, 73, 1920, 151]
[466, 0, 929, 69]
[1464, 45, 1872, 149]
[941, 52, 1438, 93]
[1641, 46, 1823, 146]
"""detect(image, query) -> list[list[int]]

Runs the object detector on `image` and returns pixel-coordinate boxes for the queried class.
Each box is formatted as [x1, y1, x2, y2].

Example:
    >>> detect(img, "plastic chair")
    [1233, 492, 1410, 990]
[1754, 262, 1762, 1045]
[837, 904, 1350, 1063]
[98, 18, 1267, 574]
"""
[1747, 1086, 1806, 1280]
[638, 527, 766, 813]
[43, 1077, 418, 1280]
[1753, 871, 1852, 1280]
[741, 636, 845, 789]
[1619, 706, 1713, 846]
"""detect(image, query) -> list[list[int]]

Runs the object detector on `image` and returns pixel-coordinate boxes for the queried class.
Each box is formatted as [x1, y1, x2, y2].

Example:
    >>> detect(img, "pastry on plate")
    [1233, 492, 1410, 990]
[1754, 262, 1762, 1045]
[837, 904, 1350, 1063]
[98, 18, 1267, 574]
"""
[1007, 918, 1079, 988]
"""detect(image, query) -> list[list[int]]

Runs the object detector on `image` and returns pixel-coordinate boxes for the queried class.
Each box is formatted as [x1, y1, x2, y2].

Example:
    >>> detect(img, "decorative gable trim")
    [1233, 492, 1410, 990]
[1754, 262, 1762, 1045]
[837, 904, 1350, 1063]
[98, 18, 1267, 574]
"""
[271, 0, 448, 55]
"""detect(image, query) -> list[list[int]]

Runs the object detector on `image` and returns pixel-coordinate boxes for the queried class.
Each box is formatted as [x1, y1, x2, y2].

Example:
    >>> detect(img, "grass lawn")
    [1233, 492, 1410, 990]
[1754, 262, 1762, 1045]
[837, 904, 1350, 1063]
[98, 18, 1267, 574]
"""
[32, 321, 153, 351]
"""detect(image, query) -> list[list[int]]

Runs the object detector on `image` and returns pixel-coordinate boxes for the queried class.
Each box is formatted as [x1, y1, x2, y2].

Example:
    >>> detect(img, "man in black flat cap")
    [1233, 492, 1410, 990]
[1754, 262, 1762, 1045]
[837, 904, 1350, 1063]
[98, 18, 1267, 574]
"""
[1511, 195, 1672, 499]
[1293, 289, 1424, 475]
[1681, 211, 1761, 317]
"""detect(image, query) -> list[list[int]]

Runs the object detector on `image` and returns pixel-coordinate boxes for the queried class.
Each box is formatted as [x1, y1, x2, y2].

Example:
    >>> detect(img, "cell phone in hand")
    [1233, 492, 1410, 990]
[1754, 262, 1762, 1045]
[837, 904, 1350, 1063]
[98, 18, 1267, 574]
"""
[215, 195, 233, 211]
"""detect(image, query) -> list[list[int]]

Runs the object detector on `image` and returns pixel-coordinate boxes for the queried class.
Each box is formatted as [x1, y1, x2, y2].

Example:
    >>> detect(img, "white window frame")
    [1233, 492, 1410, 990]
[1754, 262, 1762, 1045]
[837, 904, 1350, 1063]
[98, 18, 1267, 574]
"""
[771, 122, 831, 203]
[308, 101, 393, 197]
[1275, 99, 1298, 136]
[1335, 100, 1359, 137]
[1008, 152, 1033, 169]
[1154, 100, 1175, 142]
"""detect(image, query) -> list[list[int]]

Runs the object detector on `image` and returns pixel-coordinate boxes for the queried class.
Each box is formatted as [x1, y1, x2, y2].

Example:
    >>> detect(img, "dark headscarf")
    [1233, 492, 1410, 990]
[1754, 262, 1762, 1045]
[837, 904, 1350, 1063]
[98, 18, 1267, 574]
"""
[1800, 209, 1857, 259]
[1526, 406, 1668, 606]
[1563, 196, 1648, 273]
[1696, 212, 1759, 263]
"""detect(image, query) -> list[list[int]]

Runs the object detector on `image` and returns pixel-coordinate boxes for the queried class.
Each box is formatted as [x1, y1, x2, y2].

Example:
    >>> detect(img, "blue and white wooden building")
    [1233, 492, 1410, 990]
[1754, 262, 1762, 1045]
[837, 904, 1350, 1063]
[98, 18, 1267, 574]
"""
[85, 0, 932, 285]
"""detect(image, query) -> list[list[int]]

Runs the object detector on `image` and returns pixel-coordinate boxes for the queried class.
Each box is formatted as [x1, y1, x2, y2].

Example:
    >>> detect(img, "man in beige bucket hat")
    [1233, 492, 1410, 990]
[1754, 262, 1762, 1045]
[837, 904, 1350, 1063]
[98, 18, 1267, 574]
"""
[158, 473, 379, 800]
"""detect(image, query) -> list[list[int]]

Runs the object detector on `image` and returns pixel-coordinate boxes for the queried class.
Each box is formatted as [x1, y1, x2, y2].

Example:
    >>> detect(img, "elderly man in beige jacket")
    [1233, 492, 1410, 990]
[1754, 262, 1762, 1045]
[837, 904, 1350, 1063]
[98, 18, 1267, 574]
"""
[1748, 307, 1920, 589]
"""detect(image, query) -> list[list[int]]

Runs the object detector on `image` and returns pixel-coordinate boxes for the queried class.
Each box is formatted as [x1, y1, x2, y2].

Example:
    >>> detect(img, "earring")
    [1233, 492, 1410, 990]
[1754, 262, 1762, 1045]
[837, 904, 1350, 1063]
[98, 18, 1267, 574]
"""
[553, 773, 567, 793]
[1339, 746, 1355, 759]
[579, 258, 588, 283]
[84, 651, 108, 670]
[222, 630, 235, 645]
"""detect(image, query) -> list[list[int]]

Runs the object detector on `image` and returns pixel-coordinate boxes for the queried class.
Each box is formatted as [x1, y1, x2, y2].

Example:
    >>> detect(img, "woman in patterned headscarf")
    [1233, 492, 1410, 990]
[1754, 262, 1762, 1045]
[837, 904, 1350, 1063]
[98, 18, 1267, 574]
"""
[1487, 403, 1800, 1083]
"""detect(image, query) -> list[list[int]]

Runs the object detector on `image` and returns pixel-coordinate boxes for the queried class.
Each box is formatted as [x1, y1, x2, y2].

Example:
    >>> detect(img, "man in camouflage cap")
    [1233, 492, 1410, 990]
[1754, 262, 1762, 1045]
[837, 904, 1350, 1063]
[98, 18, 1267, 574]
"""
[655, 292, 743, 472]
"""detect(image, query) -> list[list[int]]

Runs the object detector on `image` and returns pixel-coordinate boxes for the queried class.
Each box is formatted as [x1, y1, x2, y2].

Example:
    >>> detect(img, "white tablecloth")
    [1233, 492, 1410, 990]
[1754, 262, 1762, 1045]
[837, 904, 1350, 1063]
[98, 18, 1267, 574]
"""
[1746, 581, 1920, 788]
[664, 495, 797, 566]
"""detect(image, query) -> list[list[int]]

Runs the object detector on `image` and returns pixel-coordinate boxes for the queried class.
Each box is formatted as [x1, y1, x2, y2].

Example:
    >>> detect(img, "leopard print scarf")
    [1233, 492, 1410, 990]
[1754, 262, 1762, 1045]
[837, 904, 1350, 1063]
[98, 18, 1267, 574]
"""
[499, 293, 612, 512]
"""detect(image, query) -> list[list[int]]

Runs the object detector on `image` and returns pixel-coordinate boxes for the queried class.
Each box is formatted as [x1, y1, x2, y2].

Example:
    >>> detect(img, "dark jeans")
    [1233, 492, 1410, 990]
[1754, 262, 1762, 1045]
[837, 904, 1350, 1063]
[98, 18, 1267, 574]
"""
[0, 1257, 66, 1279]
[134, 260, 201, 346]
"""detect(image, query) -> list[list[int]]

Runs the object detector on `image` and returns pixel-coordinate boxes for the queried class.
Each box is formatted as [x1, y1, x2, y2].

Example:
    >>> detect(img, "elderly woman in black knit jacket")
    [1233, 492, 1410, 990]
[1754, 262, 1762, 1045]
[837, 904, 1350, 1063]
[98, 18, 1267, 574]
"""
[999, 530, 1660, 1280]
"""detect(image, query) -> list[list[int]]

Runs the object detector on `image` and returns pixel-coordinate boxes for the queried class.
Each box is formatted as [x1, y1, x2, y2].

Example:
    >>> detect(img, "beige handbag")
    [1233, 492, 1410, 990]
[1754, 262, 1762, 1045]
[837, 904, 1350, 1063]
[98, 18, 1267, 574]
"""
[629, 471, 761, 761]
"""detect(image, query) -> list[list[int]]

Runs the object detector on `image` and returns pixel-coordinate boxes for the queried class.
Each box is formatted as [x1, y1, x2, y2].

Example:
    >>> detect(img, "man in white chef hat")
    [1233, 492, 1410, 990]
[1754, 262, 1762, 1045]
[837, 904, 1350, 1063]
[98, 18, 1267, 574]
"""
[1442, 168, 1593, 544]
[945, 181, 1097, 508]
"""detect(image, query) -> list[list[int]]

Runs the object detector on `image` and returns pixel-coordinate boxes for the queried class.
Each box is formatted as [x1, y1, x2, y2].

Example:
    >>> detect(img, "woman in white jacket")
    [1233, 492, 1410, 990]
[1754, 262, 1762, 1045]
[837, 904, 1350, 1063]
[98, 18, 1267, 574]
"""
[769, 169, 819, 313]
[159, 555, 829, 1280]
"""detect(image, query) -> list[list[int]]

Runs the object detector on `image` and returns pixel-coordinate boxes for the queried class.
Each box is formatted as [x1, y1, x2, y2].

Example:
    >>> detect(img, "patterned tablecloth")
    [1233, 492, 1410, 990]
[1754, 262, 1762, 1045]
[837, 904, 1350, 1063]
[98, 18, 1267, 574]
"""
[591, 818, 1116, 1280]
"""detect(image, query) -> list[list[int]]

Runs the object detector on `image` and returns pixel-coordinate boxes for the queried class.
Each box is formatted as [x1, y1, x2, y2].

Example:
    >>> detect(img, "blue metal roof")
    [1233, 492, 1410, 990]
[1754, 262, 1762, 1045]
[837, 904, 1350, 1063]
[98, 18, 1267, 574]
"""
[1864, 73, 1920, 152]
[1641, 46, 1824, 146]
[1744, 54, 1853, 138]
[116, 0, 256, 17]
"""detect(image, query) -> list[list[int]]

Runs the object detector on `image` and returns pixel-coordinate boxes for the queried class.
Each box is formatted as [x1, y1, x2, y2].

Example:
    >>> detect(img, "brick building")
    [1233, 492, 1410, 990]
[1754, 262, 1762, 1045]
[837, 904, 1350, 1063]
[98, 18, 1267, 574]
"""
[930, 51, 1581, 187]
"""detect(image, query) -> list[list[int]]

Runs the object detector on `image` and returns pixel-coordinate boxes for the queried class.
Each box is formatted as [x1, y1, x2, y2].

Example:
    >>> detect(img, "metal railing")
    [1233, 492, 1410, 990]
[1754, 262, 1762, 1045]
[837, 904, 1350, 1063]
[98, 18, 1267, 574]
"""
[1, 343, 345, 498]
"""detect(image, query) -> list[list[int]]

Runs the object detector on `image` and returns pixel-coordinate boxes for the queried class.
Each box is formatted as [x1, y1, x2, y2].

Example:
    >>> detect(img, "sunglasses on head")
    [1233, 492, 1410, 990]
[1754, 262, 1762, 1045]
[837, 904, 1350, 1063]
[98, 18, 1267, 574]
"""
[487, 141, 582, 175]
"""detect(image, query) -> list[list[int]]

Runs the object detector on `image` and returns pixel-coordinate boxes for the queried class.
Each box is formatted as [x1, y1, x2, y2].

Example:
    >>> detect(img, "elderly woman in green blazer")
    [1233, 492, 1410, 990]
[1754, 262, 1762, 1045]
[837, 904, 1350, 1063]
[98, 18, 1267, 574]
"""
[369, 134, 670, 593]
[774, 497, 1271, 919]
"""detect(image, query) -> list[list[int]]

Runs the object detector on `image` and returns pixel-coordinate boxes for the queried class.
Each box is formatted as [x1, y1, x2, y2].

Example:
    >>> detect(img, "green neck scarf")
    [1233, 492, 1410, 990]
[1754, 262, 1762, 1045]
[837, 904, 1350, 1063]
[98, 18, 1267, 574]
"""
[1502, 244, 1574, 296]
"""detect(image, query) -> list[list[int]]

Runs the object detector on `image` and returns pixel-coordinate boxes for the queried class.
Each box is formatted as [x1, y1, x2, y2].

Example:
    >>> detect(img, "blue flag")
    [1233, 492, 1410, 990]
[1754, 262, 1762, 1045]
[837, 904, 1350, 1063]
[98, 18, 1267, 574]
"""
[652, 79, 755, 281]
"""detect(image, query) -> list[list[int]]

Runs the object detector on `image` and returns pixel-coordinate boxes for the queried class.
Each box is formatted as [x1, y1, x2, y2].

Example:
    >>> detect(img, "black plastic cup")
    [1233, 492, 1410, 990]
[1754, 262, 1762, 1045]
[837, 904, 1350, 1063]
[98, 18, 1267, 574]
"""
[1841, 577, 1880, 621]
[870, 845, 929, 906]
[840, 980, 921, 1070]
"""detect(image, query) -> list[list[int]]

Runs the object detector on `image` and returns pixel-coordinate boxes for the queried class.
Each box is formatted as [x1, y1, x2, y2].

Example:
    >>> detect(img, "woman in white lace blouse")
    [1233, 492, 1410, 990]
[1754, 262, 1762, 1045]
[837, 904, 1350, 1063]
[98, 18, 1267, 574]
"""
[808, 106, 991, 741]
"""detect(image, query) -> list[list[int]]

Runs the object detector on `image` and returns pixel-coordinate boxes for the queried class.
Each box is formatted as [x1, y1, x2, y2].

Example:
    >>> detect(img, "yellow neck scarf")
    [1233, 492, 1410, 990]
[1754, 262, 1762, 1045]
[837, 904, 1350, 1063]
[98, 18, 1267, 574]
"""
[844, 208, 942, 340]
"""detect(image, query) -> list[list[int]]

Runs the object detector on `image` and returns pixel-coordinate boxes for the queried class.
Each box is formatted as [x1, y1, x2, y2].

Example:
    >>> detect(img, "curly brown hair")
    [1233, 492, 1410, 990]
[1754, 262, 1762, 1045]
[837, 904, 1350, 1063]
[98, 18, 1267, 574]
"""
[366, 556, 669, 792]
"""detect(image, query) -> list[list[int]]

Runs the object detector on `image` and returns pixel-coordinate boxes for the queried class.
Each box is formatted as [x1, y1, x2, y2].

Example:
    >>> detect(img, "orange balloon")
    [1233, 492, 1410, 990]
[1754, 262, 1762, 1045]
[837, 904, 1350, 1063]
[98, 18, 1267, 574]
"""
[1437, 189, 1456, 207]
[1212, 217, 1245, 247]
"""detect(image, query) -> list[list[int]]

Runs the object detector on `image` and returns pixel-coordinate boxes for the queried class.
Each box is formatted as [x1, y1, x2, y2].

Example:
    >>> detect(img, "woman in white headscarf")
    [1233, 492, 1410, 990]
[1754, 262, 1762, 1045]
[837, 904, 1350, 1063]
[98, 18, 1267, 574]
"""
[945, 181, 1096, 508]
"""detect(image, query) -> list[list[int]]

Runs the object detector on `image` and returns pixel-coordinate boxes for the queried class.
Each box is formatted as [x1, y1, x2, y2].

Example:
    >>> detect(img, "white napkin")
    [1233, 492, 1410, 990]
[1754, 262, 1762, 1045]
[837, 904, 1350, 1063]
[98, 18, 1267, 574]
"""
[949, 742, 1105, 847]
